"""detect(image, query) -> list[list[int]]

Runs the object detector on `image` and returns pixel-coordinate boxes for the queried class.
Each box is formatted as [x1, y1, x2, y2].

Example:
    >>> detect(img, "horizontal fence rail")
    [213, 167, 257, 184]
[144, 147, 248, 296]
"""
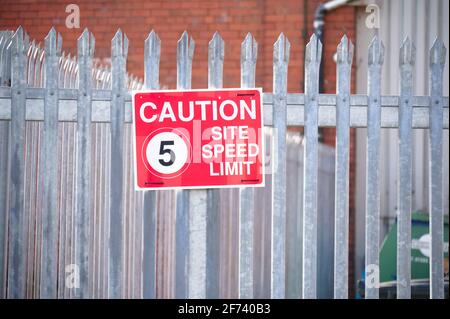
[0, 91, 448, 128]
[0, 26, 448, 300]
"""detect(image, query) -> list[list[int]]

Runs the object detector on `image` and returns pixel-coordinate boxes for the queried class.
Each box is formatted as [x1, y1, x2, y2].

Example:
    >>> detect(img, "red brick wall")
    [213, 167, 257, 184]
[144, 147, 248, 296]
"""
[0, 0, 357, 297]
[0, 0, 355, 90]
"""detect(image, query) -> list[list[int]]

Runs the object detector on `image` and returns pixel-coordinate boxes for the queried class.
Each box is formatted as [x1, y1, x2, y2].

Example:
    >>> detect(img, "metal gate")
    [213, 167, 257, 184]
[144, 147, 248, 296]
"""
[0, 26, 448, 299]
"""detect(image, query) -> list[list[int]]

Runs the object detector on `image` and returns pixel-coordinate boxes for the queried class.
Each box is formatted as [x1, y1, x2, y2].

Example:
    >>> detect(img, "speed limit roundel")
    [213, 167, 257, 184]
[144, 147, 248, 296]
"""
[142, 128, 191, 178]
[132, 88, 265, 190]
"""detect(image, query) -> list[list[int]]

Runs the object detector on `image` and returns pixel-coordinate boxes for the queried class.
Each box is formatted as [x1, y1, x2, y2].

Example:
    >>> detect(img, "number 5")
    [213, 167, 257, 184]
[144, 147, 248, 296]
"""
[159, 140, 175, 166]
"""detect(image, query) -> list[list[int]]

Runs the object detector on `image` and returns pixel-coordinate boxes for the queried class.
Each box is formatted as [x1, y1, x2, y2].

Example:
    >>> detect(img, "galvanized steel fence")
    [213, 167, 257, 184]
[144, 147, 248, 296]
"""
[0, 26, 448, 299]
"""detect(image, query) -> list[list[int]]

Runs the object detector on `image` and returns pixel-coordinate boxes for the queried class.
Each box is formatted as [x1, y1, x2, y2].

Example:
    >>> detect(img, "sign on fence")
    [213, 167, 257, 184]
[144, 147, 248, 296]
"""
[132, 88, 265, 190]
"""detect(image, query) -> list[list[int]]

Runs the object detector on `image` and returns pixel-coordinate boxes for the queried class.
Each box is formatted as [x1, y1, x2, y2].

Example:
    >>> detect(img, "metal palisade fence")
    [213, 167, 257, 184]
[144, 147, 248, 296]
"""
[0, 26, 448, 299]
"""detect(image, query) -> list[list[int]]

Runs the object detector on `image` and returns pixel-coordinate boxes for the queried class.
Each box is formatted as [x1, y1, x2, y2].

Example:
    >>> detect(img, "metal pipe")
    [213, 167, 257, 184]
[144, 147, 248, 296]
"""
[313, 0, 355, 93]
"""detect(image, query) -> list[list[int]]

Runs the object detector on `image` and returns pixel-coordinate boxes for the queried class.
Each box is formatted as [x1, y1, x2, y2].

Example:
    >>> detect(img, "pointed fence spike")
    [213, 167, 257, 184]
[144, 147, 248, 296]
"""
[178, 31, 195, 60]
[337, 35, 354, 65]
[180, 30, 189, 43]
[145, 30, 161, 57]
[12, 26, 25, 54]
[177, 31, 195, 89]
[399, 36, 416, 66]
[368, 36, 384, 65]
[241, 32, 257, 63]
[430, 38, 446, 66]
[274, 33, 290, 64]
[15, 25, 23, 34]
[78, 29, 90, 57]
[145, 30, 160, 89]
[305, 33, 322, 64]
[32, 43, 39, 59]
[209, 32, 224, 62]
[178, 30, 189, 55]
[178, 31, 187, 53]
[208, 31, 224, 89]
[45, 28, 56, 52]
[112, 29, 123, 57]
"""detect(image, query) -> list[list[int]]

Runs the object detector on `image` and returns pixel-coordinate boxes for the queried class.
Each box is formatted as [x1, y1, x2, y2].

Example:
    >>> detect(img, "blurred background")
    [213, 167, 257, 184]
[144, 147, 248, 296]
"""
[0, 0, 448, 298]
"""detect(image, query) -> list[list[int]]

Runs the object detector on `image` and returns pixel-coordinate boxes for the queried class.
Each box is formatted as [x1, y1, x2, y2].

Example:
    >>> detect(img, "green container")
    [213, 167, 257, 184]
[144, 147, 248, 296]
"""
[380, 212, 449, 283]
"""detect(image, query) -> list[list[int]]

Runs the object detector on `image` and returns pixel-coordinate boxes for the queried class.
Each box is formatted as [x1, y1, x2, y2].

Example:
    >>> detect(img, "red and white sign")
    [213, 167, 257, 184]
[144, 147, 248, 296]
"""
[132, 88, 264, 190]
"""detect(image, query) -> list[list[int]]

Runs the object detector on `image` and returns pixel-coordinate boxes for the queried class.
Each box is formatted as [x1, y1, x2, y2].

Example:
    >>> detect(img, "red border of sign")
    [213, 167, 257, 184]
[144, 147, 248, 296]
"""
[131, 88, 265, 191]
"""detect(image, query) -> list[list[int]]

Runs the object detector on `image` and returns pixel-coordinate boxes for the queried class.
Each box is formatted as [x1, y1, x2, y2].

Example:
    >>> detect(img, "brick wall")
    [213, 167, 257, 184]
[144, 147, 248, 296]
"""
[0, 0, 358, 297]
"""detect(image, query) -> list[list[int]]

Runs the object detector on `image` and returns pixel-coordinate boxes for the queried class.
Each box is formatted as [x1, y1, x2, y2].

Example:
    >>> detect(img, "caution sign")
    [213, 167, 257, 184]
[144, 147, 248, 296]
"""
[132, 88, 264, 190]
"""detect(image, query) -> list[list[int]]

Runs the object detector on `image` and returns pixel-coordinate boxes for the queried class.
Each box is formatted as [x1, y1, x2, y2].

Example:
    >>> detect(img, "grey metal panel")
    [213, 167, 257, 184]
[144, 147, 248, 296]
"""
[108, 29, 128, 298]
[302, 34, 321, 299]
[429, 39, 446, 299]
[238, 32, 257, 299]
[271, 33, 289, 299]
[333, 35, 353, 299]
[397, 37, 415, 299]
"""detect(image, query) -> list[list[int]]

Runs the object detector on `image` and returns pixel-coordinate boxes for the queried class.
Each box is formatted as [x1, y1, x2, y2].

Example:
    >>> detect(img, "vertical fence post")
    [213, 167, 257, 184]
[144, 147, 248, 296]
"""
[334, 35, 353, 299]
[239, 32, 257, 299]
[109, 29, 128, 299]
[271, 33, 289, 299]
[365, 36, 384, 299]
[142, 30, 160, 299]
[429, 38, 446, 299]
[74, 28, 94, 299]
[0, 112, 8, 299]
[0, 31, 13, 299]
[175, 31, 195, 298]
[302, 34, 321, 299]
[40, 27, 61, 299]
[397, 37, 415, 299]
[7, 26, 28, 299]
[205, 31, 224, 299]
